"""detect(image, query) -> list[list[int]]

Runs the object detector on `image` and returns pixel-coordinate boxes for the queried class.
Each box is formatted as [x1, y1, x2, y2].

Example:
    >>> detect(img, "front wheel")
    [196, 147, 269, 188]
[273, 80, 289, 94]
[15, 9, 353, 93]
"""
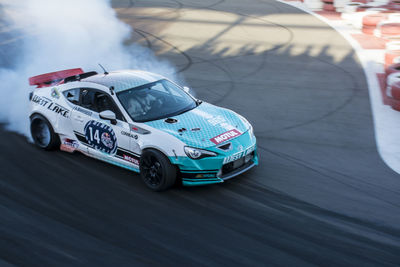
[139, 149, 177, 191]
[30, 114, 60, 150]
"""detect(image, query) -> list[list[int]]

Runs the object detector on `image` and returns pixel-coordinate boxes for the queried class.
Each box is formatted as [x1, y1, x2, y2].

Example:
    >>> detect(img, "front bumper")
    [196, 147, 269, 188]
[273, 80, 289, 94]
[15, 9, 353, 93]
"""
[170, 130, 258, 186]
[181, 156, 258, 186]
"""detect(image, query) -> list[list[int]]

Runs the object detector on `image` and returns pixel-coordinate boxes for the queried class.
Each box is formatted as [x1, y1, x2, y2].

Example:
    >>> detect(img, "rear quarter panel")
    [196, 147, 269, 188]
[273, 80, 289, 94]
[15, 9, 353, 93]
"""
[30, 86, 72, 136]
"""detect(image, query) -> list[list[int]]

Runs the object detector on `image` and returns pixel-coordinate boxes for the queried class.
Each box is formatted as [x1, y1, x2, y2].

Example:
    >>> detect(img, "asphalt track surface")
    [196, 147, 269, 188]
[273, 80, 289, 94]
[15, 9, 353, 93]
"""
[1, 0, 400, 266]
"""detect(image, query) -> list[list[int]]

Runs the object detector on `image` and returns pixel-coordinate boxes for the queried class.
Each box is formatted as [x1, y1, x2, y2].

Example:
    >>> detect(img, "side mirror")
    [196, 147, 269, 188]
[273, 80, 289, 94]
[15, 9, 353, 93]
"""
[99, 110, 117, 125]
[183, 86, 190, 93]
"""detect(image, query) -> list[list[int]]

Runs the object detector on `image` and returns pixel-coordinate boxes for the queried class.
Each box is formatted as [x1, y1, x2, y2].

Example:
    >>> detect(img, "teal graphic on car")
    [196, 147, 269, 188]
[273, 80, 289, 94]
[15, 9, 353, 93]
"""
[170, 130, 258, 186]
[145, 102, 250, 148]
[145, 102, 257, 186]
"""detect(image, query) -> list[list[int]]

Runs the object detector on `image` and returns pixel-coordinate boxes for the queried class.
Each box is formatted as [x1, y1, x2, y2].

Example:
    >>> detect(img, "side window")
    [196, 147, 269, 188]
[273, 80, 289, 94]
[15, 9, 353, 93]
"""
[63, 88, 80, 104]
[96, 93, 115, 113]
[81, 89, 96, 111]
[80, 88, 124, 121]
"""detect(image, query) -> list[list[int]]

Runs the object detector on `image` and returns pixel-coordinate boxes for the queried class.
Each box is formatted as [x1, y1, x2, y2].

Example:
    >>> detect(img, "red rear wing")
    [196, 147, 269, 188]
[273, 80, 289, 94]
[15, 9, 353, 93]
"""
[29, 68, 84, 88]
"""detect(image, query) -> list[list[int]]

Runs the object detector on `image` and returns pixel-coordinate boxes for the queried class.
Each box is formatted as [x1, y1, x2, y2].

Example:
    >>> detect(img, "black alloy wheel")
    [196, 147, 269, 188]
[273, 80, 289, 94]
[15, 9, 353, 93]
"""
[30, 114, 60, 150]
[140, 149, 177, 191]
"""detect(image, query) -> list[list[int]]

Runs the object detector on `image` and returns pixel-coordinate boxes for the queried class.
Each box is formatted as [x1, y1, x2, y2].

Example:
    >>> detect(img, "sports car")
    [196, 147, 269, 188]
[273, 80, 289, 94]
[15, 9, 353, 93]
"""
[28, 68, 258, 191]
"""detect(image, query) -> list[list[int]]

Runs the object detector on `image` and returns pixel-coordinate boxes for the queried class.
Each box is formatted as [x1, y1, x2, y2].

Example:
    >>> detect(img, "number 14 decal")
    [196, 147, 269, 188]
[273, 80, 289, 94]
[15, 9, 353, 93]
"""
[84, 120, 117, 154]
[88, 126, 100, 144]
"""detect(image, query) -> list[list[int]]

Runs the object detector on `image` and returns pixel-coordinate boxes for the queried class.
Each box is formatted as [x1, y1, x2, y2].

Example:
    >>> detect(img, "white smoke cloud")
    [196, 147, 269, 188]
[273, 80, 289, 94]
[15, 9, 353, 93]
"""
[0, 0, 178, 136]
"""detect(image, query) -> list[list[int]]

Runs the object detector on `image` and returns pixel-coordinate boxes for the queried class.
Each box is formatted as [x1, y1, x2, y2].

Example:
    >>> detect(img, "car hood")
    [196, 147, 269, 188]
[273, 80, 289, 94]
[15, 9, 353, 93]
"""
[144, 102, 249, 148]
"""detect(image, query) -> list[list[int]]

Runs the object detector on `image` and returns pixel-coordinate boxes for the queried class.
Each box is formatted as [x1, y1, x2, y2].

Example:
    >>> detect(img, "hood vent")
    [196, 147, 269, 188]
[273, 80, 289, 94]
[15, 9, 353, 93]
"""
[165, 118, 178, 124]
[218, 143, 232, 151]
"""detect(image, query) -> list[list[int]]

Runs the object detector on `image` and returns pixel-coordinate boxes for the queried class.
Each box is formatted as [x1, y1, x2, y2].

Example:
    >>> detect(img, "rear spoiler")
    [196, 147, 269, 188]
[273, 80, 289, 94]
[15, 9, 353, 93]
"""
[29, 68, 84, 88]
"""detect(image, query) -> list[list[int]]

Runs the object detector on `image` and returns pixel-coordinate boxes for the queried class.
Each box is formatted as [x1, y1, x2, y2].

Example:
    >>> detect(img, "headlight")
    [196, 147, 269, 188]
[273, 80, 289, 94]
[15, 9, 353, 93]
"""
[184, 146, 217, 159]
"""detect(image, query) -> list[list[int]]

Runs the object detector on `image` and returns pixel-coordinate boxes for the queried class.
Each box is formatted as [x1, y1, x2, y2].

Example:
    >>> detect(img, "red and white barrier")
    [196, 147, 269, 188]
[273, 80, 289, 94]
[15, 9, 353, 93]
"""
[304, 0, 324, 9]
[386, 71, 400, 87]
[389, 81, 400, 101]
[334, 0, 351, 12]
[385, 62, 400, 75]
[362, 13, 388, 34]
[323, 0, 336, 11]
[386, 76, 400, 110]
[376, 22, 400, 38]
[281, 0, 400, 181]
[385, 41, 400, 67]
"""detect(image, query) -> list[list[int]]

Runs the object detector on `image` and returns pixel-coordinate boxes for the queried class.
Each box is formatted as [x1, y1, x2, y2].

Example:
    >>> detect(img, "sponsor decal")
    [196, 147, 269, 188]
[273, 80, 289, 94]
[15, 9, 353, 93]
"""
[123, 154, 139, 165]
[210, 129, 242, 145]
[51, 88, 60, 99]
[60, 139, 79, 153]
[192, 109, 235, 131]
[180, 172, 218, 179]
[223, 145, 255, 164]
[115, 147, 140, 164]
[207, 115, 233, 130]
[195, 173, 216, 178]
[208, 115, 225, 126]
[121, 131, 138, 140]
[31, 95, 69, 118]
[84, 120, 117, 154]
[73, 106, 92, 116]
[101, 132, 114, 149]
[31, 95, 49, 106]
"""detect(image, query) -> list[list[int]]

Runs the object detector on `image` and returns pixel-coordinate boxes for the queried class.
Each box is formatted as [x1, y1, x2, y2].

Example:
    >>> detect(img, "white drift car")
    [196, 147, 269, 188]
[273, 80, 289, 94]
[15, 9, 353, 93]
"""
[28, 68, 258, 191]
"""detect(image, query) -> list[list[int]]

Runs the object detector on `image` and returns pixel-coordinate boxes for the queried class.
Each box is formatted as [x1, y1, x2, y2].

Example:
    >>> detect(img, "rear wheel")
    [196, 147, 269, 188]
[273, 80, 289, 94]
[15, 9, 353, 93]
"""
[30, 114, 60, 150]
[139, 149, 177, 191]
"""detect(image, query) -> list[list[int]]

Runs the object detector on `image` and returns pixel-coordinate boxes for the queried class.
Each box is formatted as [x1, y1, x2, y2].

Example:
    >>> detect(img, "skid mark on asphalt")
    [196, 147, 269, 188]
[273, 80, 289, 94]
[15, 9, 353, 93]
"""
[133, 29, 193, 73]
[258, 144, 400, 208]
[173, 181, 400, 265]
[256, 54, 359, 135]
[138, 4, 360, 134]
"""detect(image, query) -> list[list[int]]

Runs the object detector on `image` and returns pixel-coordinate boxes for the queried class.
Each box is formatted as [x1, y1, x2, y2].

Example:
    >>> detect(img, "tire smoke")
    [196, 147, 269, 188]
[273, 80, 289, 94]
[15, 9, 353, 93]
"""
[0, 0, 178, 136]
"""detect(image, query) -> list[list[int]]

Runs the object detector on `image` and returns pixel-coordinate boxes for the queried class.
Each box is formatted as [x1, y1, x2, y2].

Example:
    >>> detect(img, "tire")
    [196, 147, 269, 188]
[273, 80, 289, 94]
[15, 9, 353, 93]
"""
[139, 149, 177, 191]
[385, 41, 400, 51]
[390, 81, 400, 100]
[385, 51, 400, 68]
[30, 114, 60, 150]
[388, 13, 400, 22]
[393, 56, 400, 64]
[387, 72, 400, 87]
[362, 25, 375, 35]
[362, 14, 388, 27]
[385, 42, 400, 67]
[385, 63, 400, 76]
[380, 22, 400, 37]
[356, 5, 372, 12]
[343, 3, 362, 14]
[387, 3, 400, 11]
[323, 3, 335, 11]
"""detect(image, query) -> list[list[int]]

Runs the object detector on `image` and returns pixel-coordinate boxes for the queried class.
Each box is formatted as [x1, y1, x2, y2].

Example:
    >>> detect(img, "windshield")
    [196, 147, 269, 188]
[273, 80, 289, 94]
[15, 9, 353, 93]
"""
[117, 79, 197, 122]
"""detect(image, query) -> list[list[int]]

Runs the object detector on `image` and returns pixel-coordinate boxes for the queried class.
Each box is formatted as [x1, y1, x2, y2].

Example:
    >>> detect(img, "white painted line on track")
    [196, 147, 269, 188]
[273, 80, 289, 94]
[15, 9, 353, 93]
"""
[275, 0, 400, 175]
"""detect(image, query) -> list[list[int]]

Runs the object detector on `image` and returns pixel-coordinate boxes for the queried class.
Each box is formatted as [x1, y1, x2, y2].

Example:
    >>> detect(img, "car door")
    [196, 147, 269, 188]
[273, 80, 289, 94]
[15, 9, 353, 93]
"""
[70, 88, 140, 169]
